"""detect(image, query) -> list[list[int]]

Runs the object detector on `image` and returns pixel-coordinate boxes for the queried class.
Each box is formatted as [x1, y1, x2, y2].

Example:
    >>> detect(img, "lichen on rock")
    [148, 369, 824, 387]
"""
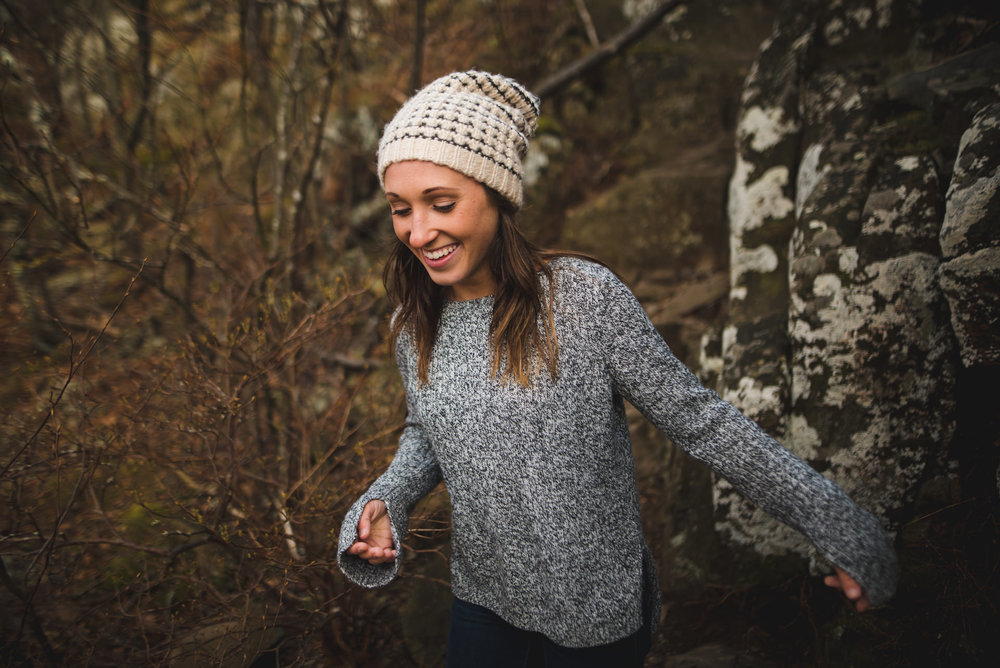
[939, 102, 1000, 366]
[703, 0, 998, 570]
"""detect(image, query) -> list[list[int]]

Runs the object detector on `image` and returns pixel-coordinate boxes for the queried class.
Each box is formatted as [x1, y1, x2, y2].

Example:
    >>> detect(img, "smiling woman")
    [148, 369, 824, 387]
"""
[385, 161, 500, 302]
[336, 70, 898, 668]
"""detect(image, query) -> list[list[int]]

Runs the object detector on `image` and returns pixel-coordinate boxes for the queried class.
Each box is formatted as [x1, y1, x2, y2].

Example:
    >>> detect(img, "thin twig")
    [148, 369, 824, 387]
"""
[0, 210, 37, 266]
[1, 259, 147, 479]
[535, 0, 684, 98]
[573, 0, 601, 47]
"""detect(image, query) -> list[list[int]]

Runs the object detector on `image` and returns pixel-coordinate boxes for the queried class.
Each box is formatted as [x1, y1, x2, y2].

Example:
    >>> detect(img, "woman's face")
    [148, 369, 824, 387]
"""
[384, 160, 500, 301]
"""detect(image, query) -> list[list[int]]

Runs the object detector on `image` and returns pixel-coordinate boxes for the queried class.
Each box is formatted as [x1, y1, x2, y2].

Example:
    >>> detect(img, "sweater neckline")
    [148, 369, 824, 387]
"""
[443, 293, 494, 310]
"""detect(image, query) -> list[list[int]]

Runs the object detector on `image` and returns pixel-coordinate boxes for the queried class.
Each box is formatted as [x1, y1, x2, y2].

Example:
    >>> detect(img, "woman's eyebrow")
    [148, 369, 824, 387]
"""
[385, 186, 459, 199]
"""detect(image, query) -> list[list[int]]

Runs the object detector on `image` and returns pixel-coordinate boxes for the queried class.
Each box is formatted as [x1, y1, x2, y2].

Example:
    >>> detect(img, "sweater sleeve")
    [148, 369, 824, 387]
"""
[337, 338, 443, 588]
[592, 267, 898, 606]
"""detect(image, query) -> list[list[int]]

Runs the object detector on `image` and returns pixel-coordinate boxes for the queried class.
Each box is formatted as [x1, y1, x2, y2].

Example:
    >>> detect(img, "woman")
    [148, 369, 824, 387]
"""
[338, 71, 897, 667]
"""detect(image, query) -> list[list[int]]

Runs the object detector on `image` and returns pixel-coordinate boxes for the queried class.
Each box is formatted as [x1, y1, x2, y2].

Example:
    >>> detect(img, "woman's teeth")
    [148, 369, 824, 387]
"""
[423, 244, 457, 260]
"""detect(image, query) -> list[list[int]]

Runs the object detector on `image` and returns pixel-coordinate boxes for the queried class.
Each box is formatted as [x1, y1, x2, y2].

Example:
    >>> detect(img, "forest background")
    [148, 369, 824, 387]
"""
[2, 0, 998, 666]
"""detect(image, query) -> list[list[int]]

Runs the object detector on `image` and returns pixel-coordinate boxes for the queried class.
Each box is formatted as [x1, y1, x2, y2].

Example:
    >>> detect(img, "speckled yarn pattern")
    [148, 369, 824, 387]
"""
[338, 257, 898, 648]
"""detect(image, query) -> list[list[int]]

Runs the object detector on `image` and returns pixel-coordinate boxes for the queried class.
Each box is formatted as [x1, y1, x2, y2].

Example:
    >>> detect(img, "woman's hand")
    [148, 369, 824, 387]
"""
[346, 499, 397, 565]
[824, 566, 871, 612]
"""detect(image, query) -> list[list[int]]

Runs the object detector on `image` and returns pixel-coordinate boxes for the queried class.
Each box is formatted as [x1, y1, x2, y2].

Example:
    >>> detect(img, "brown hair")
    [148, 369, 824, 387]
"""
[384, 188, 593, 387]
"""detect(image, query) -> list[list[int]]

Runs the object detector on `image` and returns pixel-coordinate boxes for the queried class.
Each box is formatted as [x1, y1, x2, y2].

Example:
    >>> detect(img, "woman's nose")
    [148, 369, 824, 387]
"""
[407, 211, 436, 248]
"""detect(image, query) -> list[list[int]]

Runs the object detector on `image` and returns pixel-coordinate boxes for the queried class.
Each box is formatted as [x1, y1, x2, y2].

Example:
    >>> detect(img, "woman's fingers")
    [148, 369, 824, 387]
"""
[348, 500, 395, 564]
[358, 499, 389, 542]
[825, 566, 871, 612]
[360, 545, 396, 564]
[358, 499, 381, 540]
[347, 539, 397, 564]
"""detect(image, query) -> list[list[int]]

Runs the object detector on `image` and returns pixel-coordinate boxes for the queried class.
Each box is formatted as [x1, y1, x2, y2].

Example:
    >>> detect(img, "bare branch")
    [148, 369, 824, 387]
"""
[534, 0, 684, 98]
[270, 1, 309, 257]
[574, 0, 601, 47]
[1, 259, 147, 479]
[410, 0, 426, 92]
[0, 210, 38, 266]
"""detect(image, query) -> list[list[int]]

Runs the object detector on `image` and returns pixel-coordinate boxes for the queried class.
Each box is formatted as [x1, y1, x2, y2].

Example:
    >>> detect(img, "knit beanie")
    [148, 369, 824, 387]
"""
[377, 70, 540, 208]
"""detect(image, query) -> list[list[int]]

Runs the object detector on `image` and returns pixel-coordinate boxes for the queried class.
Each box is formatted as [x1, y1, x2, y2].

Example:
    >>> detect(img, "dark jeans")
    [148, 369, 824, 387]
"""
[446, 598, 650, 668]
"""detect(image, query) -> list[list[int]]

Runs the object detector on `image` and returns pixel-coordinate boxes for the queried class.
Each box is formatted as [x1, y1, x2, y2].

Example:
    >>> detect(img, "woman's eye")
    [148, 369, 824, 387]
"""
[433, 202, 456, 213]
[390, 207, 411, 217]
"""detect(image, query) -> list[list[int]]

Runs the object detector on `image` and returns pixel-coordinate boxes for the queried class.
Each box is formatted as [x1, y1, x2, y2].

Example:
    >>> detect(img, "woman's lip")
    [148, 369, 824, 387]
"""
[421, 243, 458, 268]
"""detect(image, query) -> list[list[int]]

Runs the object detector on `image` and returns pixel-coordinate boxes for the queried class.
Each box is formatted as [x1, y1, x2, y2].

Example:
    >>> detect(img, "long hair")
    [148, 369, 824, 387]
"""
[384, 187, 589, 387]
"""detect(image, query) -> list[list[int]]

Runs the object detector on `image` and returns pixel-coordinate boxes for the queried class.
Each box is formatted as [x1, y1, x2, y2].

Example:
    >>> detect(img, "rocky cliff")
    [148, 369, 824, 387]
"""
[706, 0, 998, 567]
[648, 1, 1000, 662]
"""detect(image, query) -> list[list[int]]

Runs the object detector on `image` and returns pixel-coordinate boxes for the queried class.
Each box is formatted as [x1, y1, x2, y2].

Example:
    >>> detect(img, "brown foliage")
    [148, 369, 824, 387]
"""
[0, 1, 413, 664]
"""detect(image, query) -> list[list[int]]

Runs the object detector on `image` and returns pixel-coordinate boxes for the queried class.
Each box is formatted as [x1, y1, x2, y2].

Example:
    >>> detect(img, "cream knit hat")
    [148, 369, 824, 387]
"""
[377, 71, 540, 208]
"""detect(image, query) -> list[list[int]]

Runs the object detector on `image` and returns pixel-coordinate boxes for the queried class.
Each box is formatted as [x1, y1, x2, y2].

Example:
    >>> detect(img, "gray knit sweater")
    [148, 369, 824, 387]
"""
[337, 257, 898, 648]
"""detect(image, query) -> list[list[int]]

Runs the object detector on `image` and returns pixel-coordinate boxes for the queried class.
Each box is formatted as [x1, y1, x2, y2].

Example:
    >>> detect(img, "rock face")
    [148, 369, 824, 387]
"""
[940, 102, 1000, 367]
[704, 0, 999, 569]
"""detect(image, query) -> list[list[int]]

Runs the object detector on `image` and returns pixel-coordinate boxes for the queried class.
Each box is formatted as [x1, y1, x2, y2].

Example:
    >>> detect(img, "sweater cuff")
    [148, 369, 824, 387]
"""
[337, 492, 410, 588]
[811, 502, 899, 607]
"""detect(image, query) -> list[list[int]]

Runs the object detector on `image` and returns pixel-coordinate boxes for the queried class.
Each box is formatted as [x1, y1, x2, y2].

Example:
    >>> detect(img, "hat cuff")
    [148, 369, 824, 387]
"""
[379, 139, 523, 208]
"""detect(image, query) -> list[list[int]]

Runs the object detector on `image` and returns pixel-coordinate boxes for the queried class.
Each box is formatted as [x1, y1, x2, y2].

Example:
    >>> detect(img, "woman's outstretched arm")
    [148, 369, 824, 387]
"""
[588, 264, 898, 606]
[337, 336, 442, 586]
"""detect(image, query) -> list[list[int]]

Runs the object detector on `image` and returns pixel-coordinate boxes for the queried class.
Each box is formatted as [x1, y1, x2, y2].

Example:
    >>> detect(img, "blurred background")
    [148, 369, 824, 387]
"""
[2, 1, 998, 665]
